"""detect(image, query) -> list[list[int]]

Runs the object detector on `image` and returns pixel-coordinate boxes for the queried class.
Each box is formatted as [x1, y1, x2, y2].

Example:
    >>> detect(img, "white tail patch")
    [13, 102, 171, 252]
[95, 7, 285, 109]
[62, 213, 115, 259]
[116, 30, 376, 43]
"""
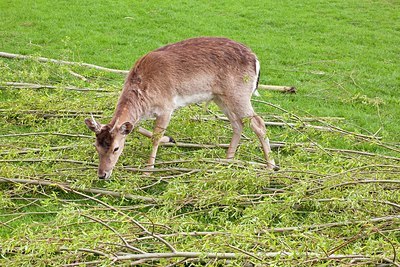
[252, 58, 261, 97]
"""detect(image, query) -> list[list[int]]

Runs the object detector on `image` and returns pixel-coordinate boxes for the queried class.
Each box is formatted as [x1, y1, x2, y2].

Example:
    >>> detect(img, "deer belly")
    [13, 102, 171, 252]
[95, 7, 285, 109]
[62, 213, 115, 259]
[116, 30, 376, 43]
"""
[173, 92, 213, 108]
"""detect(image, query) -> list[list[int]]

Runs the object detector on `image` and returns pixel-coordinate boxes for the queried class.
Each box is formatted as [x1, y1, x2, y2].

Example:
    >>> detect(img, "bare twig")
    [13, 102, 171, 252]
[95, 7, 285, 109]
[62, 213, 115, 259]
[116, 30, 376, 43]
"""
[0, 145, 81, 156]
[305, 147, 400, 161]
[0, 52, 288, 91]
[0, 51, 129, 74]
[59, 246, 112, 258]
[373, 227, 398, 266]
[114, 251, 371, 262]
[308, 179, 400, 193]
[68, 69, 89, 82]
[0, 177, 156, 203]
[0, 82, 111, 92]
[252, 99, 382, 140]
[68, 189, 177, 253]
[0, 132, 93, 139]
[258, 215, 400, 234]
[80, 213, 145, 254]
[0, 109, 103, 119]
[160, 141, 284, 149]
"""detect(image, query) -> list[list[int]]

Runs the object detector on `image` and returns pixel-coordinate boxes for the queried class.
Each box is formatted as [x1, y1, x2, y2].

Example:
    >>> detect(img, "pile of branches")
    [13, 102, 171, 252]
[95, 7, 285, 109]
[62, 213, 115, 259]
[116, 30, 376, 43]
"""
[1, 52, 399, 266]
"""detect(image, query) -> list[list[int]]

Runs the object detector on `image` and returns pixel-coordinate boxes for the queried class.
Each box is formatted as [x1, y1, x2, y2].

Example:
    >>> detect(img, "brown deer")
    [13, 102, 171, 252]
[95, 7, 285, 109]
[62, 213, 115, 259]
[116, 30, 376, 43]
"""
[85, 37, 277, 179]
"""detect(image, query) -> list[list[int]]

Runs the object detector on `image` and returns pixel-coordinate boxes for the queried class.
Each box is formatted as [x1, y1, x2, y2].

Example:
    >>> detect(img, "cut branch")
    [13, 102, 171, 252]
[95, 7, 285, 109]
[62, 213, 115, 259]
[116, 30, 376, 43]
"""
[0, 177, 156, 203]
[114, 251, 372, 262]
[258, 215, 400, 233]
[161, 141, 285, 149]
[207, 111, 381, 141]
[0, 82, 111, 92]
[0, 51, 129, 74]
[308, 179, 400, 193]
[0, 132, 93, 139]
[0, 51, 287, 89]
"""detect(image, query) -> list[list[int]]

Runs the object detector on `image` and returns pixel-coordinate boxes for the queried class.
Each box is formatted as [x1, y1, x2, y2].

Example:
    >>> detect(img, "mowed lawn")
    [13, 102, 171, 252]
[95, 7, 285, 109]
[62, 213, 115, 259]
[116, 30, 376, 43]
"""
[0, 1, 399, 266]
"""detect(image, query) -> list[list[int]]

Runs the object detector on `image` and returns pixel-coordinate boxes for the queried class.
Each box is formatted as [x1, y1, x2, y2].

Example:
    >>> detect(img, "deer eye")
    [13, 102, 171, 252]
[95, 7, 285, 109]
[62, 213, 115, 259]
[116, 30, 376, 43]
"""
[113, 147, 119, 153]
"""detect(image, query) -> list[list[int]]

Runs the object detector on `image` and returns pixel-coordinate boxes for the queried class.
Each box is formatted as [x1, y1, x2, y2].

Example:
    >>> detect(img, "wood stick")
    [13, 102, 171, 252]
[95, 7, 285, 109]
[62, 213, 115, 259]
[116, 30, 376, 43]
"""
[0, 82, 111, 92]
[68, 69, 89, 82]
[208, 113, 380, 140]
[257, 84, 296, 93]
[0, 176, 156, 203]
[258, 215, 400, 234]
[115, 251, 370, 262]
[0, 51, 289, 90]
[305, 147, 400, 161]
[161, 141, 285, 149]
[0, 51, 129, 74]
[0, 132, 93, 139]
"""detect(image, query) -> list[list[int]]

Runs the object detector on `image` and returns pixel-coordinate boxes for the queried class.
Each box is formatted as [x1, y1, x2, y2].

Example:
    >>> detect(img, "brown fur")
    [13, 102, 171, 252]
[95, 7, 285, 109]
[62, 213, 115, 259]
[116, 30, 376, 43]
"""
[86, 37, 276, 179]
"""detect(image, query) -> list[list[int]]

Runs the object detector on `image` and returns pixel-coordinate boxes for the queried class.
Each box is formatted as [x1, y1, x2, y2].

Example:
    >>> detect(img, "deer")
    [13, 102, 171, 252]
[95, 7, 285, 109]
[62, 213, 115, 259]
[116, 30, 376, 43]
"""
[85, 37, 278, 179]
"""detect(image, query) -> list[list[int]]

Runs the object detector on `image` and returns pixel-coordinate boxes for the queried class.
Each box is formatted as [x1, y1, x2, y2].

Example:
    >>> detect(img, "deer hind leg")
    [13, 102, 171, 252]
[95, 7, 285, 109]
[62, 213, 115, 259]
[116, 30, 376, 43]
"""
[147, 113, 172, 169]
[226, 119, 244, 160]
[249, 115, 278, 170]
[137, 127, 174, 143]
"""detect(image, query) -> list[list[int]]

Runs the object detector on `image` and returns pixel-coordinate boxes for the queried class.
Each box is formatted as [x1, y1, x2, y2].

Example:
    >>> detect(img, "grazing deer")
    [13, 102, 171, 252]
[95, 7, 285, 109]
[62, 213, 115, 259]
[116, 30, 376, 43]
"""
[85, 37, 277, 179]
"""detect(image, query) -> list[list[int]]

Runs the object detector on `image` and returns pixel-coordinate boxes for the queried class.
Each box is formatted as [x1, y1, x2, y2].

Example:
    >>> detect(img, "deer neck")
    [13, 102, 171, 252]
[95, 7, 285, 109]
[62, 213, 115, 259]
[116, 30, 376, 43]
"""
[110, 92, 146, 128]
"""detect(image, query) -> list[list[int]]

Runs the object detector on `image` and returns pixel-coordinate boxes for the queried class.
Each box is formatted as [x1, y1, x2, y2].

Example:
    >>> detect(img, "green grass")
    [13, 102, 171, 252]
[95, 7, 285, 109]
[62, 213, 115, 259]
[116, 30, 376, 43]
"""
[1, 0, 399, 266]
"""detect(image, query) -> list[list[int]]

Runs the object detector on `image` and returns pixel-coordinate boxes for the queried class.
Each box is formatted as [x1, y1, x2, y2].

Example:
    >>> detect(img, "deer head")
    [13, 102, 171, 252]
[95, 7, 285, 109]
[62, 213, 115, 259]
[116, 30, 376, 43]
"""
[85, 116, 134, 179]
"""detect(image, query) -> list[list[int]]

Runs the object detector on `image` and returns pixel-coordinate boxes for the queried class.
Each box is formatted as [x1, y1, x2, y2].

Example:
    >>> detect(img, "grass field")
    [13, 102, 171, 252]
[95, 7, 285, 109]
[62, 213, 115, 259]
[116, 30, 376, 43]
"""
[1, 0, 399, 266]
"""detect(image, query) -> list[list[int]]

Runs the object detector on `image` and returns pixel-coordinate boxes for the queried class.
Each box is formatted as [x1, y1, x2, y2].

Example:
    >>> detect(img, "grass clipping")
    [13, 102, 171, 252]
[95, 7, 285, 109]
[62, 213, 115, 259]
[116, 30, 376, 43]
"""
[0, 55, 399, 266]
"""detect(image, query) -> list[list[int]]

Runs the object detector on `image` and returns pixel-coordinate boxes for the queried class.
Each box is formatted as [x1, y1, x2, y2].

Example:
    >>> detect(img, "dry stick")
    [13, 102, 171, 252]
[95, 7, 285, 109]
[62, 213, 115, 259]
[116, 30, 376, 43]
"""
[114, 251, 370, 262]
[0, 51, 287, 90]
[0, 177, 156, 203]
[59, 247, 112, 259]
[319, 164, 400, 181]
[0, 132, 93, 139]
[305, 147, 400, 162]
[63, 260, 104, 267]
[69, 189, 177, 253]
[0, 51, 129, 74]
[315, 119, 399, 152]
[0, 157, 203, 173]
[308, 179, 400, 193]
[68, 69, 89, 82]
[252, 99, 382, 140]
[0, 109, 104, 119]
[373, 227, 398, 265]
[269, 198, 400, 211]
[226, 244, 263, 262]
[161, 141, 284, 150]
[195, 114, 345, 123]
[327, 228, 365, 256]
[132, 231, 230, 242]
[79, 213, 145, 254]
[0, 158, 97, 165]
[0, 82, 111, 92]
[0, 145, 81, 156]
[0, 109, 103, 115]
[258, 215, 400, 234]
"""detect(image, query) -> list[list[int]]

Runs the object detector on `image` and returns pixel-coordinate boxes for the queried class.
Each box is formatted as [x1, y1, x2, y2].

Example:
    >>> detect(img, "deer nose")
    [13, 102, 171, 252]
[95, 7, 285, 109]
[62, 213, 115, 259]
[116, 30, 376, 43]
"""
[98, 173, 107, 179]
[98, 170, 112, 179]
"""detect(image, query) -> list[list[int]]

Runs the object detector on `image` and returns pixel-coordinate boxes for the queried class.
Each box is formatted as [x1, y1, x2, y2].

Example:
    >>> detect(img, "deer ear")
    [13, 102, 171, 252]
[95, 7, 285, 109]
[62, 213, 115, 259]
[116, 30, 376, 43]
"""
[119, 122, 134, 135]
[85, 117, 102, 134]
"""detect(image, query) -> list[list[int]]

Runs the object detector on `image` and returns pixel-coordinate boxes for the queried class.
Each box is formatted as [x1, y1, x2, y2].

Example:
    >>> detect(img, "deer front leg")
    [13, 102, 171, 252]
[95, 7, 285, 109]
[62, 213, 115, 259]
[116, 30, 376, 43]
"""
[147, 113, 172, 169]
[137, 127, 174, 143]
